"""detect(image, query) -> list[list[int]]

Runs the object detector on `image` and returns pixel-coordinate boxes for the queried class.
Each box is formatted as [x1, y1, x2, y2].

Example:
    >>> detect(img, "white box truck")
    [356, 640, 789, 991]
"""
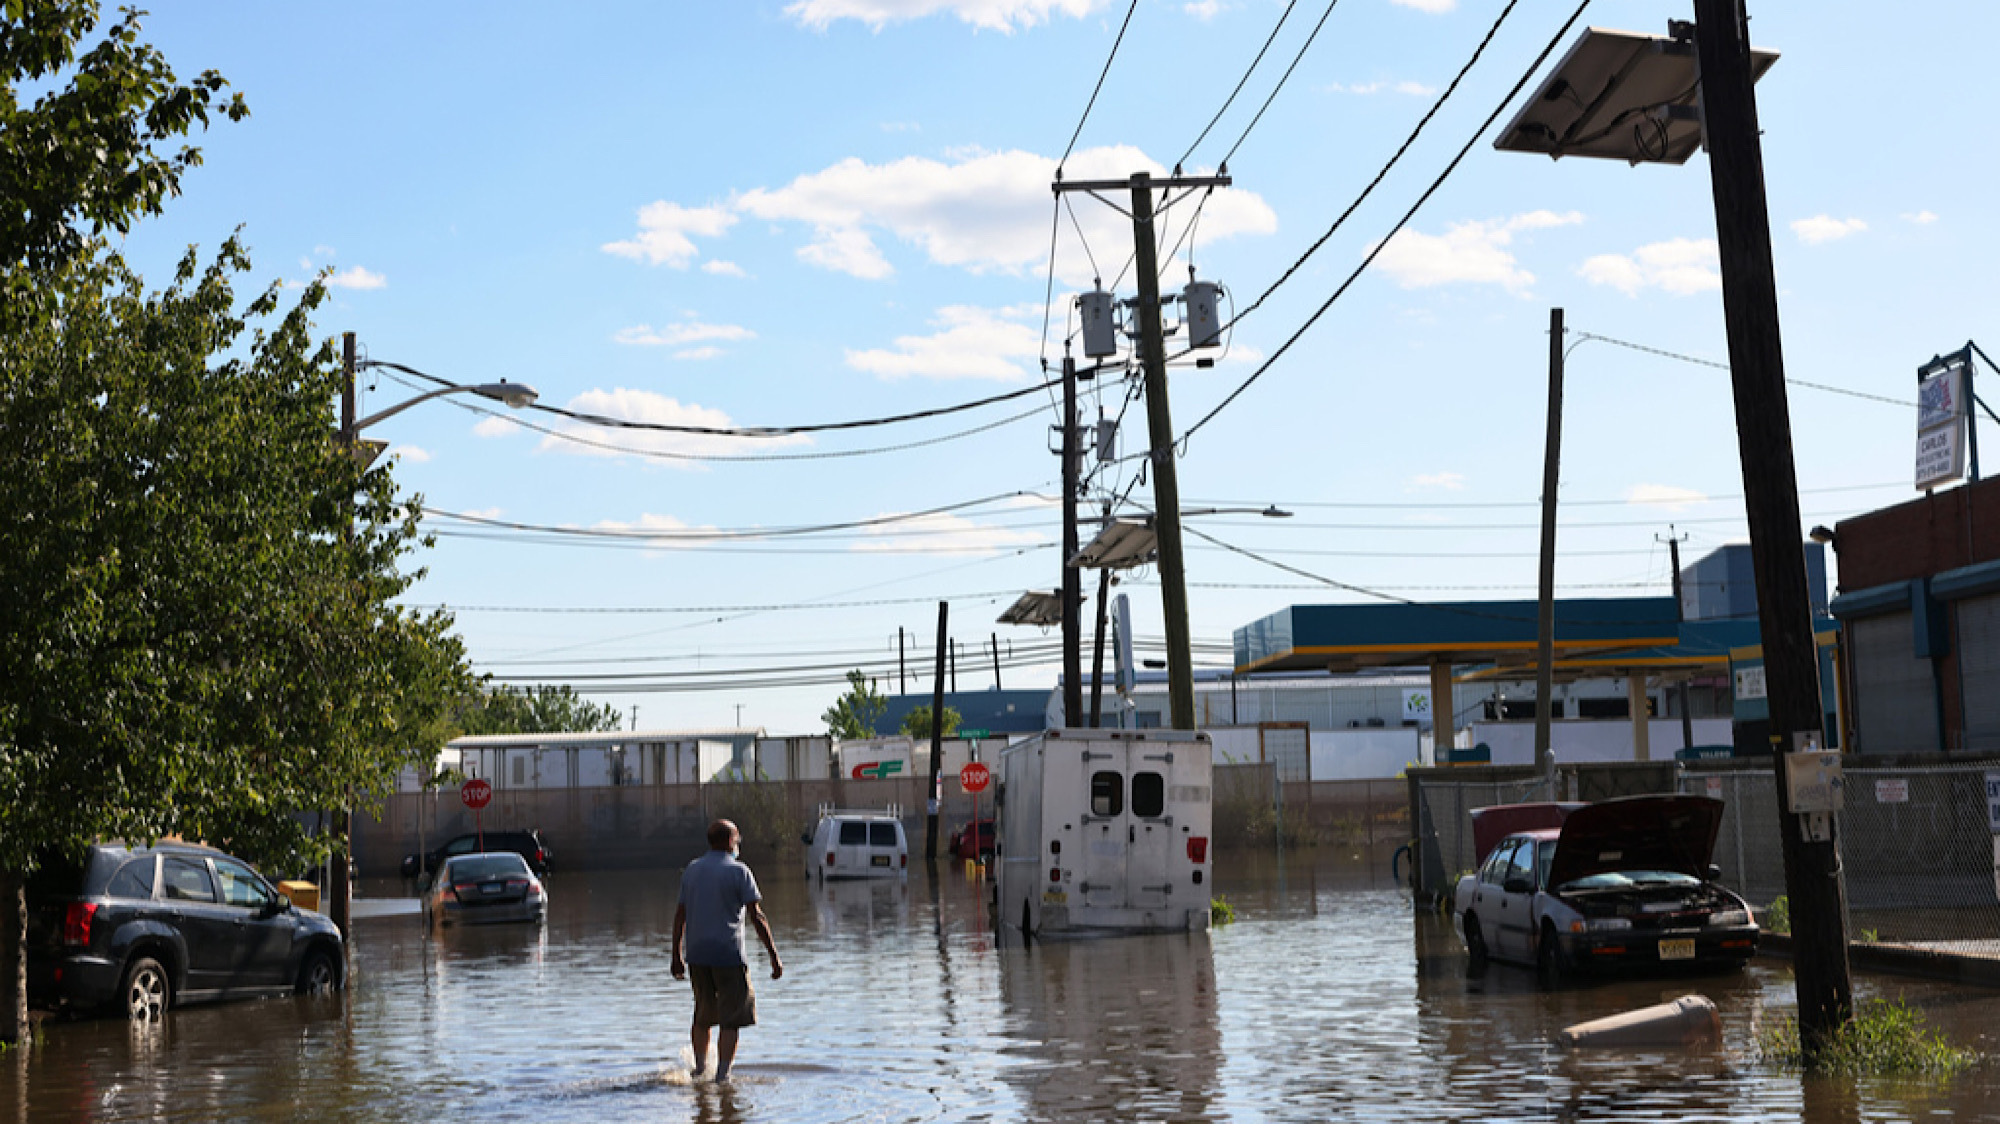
[995, 728, 1213, 939]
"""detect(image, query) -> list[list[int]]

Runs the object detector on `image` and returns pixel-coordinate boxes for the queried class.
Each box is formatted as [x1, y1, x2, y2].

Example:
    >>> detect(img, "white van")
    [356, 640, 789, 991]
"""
[804, 806, 908, 879]
[996, 729, 1213, 939]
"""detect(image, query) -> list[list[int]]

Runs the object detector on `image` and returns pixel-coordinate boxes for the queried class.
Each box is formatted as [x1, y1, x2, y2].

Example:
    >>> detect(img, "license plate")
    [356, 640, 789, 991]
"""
[1659, 938, 1695, 961]
[871, 855, 890, 867]
[481, 883, 503, 895]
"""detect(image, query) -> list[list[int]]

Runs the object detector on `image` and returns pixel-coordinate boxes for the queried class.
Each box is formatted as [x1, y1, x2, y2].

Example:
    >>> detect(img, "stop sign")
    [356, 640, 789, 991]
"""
[461, 778, 492, 810]
[959, 762, 991, 794]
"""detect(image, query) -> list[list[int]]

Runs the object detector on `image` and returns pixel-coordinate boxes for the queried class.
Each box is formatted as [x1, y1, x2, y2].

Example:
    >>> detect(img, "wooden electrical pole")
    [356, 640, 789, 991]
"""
[1090, 567, 1112, 727]
[1051, 170, 1230, 732]
[924, 600, 948, 860]
[1694, 0, 1852, 1044]
[1663, 528, 1697, 753]
[329, 331, 357, 940]
[1533, 309, 1563, 777]
[1061, 356, 1084, 726]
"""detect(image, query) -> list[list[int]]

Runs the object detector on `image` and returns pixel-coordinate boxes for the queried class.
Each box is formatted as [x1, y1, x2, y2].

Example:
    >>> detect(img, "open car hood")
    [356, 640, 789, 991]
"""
[1546, 795, 1724, 889]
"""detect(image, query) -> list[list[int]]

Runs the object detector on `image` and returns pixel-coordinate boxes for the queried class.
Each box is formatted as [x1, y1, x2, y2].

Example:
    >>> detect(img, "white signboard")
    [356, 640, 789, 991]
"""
[1733, 665, 1767, 702]
[1916, 365, 1967, 489]
[1987, 770, 2000, 834]
[1875, 778, 1909, 804]
[1402, 688, 1432, 722]
[1705, 776, 1724, 800]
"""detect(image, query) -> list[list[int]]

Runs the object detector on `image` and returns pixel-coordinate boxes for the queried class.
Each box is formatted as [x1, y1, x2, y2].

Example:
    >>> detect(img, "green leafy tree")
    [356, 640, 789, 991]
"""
[823, 670, 886, 740]
[456, 684, 624, 736]
[0, 2, 247, 274]
[0, 243, 476, 1041]
[899, 704, 962, 741]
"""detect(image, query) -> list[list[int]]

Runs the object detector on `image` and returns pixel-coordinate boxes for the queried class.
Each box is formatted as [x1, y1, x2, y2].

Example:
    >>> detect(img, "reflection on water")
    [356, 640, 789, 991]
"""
[5, 850, 2000, 1121]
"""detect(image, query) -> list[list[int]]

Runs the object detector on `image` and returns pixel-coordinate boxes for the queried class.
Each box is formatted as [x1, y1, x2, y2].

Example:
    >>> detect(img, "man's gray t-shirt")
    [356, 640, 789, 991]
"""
[678, 850, 762, 967]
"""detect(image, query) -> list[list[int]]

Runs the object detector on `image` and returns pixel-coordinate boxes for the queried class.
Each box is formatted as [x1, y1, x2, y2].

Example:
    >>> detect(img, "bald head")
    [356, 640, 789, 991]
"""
[707, 819, 739, 851]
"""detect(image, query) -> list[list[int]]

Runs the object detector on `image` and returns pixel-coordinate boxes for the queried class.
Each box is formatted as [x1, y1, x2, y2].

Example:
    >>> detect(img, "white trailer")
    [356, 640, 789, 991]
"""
[995, 728, 1213, 939]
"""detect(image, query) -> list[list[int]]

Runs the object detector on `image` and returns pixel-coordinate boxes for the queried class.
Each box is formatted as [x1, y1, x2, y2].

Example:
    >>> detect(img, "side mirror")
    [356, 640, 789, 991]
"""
[1707, 864, 1723, 882]
[800, 832, 813, 845]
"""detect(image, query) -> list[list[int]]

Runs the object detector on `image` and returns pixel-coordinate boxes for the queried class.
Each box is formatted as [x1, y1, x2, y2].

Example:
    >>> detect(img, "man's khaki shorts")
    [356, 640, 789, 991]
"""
[689, 964, 757, 1029]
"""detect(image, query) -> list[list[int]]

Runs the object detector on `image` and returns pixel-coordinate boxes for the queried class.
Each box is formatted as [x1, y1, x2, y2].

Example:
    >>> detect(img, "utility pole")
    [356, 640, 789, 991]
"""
[1694, 0, 1851, 1044]
[1061, 356, 1085, 726]
[949, 639, 958, 693]
[1052, 171, 1229, 732]
[1533, 309, 1563, 778]
[328, 331, 358, 941]
[990, 632, 1002, 690]
[898, 627, 907, 695]
[1661, 528, 1697, 753]
[1090, 567, 1112, 727]
[924, 601, 948, 861]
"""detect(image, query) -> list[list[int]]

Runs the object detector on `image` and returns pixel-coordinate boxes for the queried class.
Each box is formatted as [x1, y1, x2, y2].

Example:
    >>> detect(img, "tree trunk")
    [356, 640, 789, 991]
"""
[0, 870, 25, 1049]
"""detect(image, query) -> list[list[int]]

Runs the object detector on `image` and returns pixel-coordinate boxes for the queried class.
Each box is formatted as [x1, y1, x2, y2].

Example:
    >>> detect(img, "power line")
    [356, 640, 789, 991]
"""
[1219, 0, 1345, 168]
[421, 490, 1053, 543]
[1569, 331, 1921, 409]
[1181, 0, 1591, 444]
[1177, 0, 1300, 170]
[1058, 0, 1141, 168]
[1185, 480, 1906, 511]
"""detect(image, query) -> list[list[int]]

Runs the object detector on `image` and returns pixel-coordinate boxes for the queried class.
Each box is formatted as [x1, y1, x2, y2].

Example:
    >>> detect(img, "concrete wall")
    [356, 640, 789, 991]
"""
[1470, 718, 1735, 766]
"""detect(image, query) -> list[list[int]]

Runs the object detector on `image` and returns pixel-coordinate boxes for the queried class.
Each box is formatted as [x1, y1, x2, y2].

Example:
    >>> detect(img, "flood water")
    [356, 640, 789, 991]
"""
[8, 849, 2000, 1122]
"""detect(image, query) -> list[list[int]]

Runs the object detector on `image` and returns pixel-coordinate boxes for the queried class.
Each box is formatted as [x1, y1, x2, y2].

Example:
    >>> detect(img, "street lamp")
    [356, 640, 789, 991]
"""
[1492, 7, 1853, 1046]
[323, 332, 540, 939]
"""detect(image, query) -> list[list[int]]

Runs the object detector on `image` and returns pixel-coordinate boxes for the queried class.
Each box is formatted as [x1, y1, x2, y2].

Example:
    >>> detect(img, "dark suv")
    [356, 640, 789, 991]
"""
[27, 842, 345, 1021]
[401, 830, 551, 879]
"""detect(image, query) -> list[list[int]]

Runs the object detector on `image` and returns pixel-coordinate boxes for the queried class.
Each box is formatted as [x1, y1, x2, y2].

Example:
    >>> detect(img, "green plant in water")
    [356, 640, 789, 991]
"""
[1210, 896, 1237, 926]
[1860, 928, 1880, 944]
[1765, 895, 1791, 935]
[1759, 999, 1976, 1076]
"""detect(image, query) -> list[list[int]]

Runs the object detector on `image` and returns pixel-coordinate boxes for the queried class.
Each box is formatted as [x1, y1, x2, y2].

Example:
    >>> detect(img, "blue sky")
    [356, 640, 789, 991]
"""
[111, 0, 1998, 734]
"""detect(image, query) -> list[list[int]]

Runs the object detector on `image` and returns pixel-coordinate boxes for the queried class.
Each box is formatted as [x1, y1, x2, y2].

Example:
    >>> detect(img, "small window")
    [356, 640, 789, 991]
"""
[106, 858, 156, 900]
[838, 821, 869, 846]
[1131, 772, 1165, 818]
[214, 858, 274, 910]
[1134, 711, 1163, 729]
[1090, 771, 1124, 817]
[163, 856, 216, 903]
[511, 755, 527, 785]
[869, 823, 899, 847]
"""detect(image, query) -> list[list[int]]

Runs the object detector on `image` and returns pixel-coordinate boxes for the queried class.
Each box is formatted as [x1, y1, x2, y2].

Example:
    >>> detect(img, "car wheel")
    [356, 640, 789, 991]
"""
[1463, 915, 1489, 972]
[122, 956, 170, 1022]
[295, 948, 340, 996]
[1537, 923, 1569, 988]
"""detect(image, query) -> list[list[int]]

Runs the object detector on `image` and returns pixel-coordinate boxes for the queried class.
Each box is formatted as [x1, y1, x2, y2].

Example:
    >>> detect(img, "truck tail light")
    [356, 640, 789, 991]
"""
[825, 852, 837, 867]
[1187, 837, 1209, 864]
[900, 854, 908, 868]
[63, 903, 97, 947]
[1049, 867, 1061, 882]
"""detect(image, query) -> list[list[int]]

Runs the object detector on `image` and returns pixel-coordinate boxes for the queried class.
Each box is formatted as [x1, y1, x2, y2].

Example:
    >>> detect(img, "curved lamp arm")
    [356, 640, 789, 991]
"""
[349, 381, 539, 435]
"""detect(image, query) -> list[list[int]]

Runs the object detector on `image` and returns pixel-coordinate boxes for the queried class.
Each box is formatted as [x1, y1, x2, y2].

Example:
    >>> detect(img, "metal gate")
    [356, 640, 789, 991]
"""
[1850, 612, 1937, 753]
[1958, 595, 2000, 750]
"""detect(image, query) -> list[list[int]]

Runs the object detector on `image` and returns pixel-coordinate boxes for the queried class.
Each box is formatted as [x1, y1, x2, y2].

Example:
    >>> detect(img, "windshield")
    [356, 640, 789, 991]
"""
[1559, 869, 1702, 892]
[446, 855, 530, 881]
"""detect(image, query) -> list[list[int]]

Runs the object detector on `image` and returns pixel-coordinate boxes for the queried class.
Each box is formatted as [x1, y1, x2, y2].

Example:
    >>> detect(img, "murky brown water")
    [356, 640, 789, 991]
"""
[7, 849, 2000, 1122]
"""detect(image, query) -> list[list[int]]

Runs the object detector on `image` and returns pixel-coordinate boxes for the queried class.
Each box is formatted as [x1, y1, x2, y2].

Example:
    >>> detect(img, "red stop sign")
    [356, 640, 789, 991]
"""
[461, 778, 492, 810]
[959, 762, 991, 794]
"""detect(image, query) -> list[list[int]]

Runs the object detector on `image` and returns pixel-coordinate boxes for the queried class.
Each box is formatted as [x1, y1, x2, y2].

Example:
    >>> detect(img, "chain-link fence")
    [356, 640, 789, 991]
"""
[1684, 761, 2000, 956]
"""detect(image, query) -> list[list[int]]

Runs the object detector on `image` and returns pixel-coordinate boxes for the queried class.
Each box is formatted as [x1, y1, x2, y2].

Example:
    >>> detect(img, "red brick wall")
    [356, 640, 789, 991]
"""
[1834, 476, 2000, 590]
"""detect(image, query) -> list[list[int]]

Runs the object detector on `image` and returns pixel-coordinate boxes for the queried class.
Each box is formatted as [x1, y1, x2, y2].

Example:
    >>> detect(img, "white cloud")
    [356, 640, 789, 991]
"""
[1372, 210, 1583, 293]
[1901, 210, 1938, 225]
[535, 388, 811, 467]
[473, 416, 525, 438]
[613, 319, 756, 348]
[702, 259, 748, 277]
[387, 444, 432, 464]
[602, 201, 739, 268]
[675, 346, 725, 362]
[461, 507, 504, 521]
[312, 244, 337, 257]
[1185, 0, 1223, 19]
[325, 265, 387, 290]
[1578, 237, 1720, 296]
[716, 145, 1274, 285]
[853, 511, 1046, 555]
[1791, 214, 1867, 245]
[1391, 0, 1455, 11]
[786, 0, 1103, 33]
[589, 512, 723, 551]
[1408, 471, 1466, 491]
[845, 304, 1041, 380]
[1327, 80, 1434, 96]
[1625, 484, 1708, 511]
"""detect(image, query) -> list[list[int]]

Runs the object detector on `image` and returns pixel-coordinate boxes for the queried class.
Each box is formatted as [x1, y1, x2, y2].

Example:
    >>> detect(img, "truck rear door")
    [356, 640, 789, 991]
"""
[1125, 747, 1177, 911]
[1078, 742, 1130, 911]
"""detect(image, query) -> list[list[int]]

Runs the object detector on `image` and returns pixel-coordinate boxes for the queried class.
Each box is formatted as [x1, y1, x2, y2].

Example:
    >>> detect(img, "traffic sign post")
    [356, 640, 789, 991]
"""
[960, 760, 991, 877]
[462, 778, 492, 851]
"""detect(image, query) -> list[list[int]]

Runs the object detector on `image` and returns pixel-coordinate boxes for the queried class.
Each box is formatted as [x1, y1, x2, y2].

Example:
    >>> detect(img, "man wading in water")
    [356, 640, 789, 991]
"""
[672, 819, 783, 1082]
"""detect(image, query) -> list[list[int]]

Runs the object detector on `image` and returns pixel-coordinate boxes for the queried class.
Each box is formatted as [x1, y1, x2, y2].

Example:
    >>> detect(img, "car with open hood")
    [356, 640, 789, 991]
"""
[1452, 794, 1758, 984]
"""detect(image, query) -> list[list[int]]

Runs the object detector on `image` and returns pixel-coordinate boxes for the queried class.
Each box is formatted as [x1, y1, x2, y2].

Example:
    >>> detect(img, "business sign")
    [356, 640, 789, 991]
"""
[1733, 665, 1767, 702]
[1916, 361, 1968, 490]
[1986, 770, 2000, 834]
[1875, 778, 1909, 804]
[851, 760, 906, 780]
[1402, 688, 1432, 721]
